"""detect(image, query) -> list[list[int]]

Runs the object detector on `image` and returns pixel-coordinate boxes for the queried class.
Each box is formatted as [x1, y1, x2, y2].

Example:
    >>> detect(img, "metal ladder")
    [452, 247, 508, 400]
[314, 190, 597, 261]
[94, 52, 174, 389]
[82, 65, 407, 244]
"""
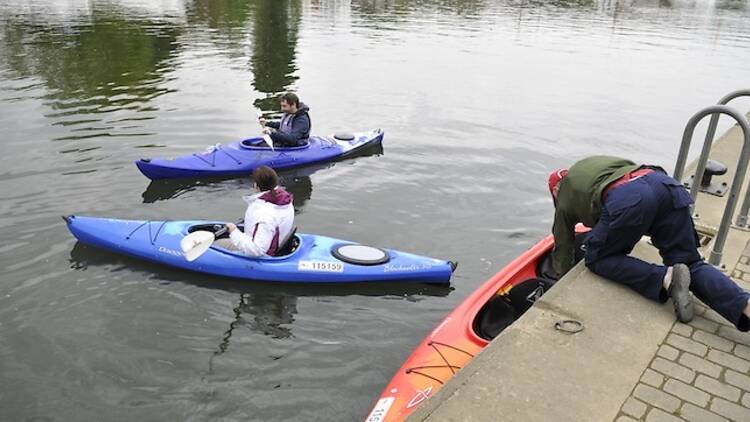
[673, 90, 750, 267]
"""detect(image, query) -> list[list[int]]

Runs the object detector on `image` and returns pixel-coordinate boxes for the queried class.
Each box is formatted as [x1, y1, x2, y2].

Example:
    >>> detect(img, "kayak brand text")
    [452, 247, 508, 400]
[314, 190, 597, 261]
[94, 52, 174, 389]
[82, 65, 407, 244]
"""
[383, 263, 434, 273]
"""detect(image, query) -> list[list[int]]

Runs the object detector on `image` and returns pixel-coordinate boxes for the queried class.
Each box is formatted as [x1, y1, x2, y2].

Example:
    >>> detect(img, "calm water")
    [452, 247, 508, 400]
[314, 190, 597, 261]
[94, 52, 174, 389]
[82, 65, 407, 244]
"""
[1, 0, 750, 420]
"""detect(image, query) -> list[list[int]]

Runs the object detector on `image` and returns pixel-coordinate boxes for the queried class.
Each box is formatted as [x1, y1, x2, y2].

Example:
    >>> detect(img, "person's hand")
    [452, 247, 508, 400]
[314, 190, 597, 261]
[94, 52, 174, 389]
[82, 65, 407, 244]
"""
[258, 117, 266, 126]
[262, 127, 273, 135]
[225, 223, 237, 233]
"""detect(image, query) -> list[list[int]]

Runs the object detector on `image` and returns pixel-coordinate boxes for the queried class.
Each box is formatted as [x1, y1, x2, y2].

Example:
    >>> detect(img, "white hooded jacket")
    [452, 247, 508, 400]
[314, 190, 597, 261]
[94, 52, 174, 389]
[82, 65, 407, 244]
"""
[228, 187, 294, 256]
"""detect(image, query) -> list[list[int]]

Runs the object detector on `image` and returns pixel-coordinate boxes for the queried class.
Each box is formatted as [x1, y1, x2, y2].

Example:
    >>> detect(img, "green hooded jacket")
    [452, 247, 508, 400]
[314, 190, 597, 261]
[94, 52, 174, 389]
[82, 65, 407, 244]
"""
[552, 155, 640, 275]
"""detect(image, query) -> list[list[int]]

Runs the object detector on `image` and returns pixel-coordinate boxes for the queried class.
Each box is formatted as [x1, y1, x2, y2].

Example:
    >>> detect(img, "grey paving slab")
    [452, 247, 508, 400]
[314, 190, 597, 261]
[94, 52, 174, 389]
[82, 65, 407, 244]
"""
[621, 397, 647, 419]
[641, 368, 666, 388]
[711, 398, 750, 422]
[694, 375, 741, 402]
[679, 403, 728, 422]
[677, 353, 722, 378]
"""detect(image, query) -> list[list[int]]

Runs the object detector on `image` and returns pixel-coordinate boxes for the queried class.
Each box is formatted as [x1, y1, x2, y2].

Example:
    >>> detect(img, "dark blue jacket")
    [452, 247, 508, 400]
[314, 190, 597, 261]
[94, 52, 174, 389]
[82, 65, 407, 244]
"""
[266, 103, 311, 146]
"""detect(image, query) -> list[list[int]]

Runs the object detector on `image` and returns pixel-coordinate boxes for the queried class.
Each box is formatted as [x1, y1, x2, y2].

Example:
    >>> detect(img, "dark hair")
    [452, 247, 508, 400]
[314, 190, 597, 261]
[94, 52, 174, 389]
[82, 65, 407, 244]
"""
[252, 166, 278, 195]
[280, 92, 299, 107]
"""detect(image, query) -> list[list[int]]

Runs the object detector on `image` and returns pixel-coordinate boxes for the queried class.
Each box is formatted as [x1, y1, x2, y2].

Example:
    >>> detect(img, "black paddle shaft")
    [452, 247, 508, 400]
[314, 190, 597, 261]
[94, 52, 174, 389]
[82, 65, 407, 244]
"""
[216, 218, 245, 238]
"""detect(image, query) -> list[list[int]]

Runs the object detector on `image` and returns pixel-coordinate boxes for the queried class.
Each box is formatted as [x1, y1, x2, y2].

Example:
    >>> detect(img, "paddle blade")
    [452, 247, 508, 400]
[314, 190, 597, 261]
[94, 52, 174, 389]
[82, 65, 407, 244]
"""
[181, 231, 215, 262]
[263, 134, 275, 151]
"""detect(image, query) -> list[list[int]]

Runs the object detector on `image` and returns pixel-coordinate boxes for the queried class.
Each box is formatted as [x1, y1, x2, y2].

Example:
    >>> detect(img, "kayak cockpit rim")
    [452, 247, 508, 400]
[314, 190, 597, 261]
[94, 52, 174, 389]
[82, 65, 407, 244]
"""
[239, 137, 311, 150]
[186, 223, 304, 260]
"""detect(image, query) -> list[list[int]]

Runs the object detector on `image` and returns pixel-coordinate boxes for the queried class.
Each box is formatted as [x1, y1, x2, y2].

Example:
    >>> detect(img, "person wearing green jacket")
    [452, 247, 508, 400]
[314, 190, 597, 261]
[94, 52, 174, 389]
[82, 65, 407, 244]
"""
[548, 155, 750, 330]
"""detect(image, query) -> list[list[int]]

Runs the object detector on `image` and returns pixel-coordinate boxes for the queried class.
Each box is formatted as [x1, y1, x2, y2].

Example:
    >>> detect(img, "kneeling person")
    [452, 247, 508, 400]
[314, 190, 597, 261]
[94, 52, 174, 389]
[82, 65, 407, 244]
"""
[219, 166, 294, 256]
[548, 155, 750, 330]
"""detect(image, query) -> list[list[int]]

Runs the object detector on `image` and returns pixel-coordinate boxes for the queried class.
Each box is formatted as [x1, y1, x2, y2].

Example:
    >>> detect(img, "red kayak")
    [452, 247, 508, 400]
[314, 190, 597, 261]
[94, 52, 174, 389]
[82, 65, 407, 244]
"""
[365, 229, 588, 422]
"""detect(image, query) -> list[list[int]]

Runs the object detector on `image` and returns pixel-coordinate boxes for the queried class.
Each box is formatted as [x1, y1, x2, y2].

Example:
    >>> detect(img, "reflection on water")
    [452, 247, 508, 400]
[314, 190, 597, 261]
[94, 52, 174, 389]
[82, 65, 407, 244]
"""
[2, 0, 750, 420]
[215, 293, 297, 352]
[186, 0, 253, 37]
[140, 173, 317, 207]
[1, 9, 180, 140]
[251, 0, 302, 112]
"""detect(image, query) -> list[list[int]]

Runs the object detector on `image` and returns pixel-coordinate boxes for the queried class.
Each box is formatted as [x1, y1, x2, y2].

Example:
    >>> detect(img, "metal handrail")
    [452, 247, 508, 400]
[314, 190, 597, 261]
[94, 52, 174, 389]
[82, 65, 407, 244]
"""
[673, 105, 750, 266]
[682, 90, 750, 215]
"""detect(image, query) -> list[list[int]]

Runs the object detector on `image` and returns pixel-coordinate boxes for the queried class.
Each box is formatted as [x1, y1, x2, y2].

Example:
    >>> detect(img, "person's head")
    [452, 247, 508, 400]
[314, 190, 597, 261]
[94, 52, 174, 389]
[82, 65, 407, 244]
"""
[280, 92, 299, 114]
[252, 166, 279, 193]
[548, 168, 568, 206]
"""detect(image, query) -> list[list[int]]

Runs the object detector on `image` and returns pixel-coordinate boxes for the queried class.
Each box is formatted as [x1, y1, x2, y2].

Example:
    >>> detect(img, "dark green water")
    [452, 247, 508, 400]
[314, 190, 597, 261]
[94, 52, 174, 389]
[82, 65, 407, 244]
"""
[1, 0, 750, 420]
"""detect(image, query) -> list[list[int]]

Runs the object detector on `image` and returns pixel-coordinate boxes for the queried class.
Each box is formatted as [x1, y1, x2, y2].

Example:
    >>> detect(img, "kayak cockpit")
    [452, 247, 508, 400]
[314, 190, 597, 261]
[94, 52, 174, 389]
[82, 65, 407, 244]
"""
[472, 232, 590, 341]
[239, 137, 311, 150]
[473, 278, 552, 341]
[186, 223, 301, 259]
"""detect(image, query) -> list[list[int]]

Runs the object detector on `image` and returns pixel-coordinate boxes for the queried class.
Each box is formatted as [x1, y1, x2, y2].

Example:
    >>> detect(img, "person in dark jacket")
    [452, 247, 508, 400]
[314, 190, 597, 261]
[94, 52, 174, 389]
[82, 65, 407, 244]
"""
[548, 155, 750, 330]
[259, 92, 311, 147]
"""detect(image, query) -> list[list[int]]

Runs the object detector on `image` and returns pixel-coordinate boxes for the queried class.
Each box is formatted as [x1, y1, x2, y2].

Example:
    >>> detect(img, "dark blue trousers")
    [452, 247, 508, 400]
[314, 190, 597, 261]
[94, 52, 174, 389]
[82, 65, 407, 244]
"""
[584, 170, 750, 330]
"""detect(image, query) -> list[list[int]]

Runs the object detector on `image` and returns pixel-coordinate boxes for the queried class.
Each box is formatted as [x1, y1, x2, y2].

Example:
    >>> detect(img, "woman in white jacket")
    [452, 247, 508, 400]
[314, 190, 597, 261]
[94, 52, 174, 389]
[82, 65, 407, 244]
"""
[218, 166, 295, 257]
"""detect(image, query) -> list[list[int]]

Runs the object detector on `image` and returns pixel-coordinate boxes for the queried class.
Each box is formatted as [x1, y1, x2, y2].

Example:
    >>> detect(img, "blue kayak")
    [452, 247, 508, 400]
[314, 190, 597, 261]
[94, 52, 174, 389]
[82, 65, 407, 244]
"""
[136, 130, 384, 180]
[63, 215, 456, 284]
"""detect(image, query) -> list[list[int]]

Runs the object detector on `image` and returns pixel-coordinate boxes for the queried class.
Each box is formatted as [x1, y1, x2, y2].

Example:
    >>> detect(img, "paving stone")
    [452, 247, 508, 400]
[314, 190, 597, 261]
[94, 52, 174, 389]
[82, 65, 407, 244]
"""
[645, 408, 684, 422]
[657, 344, 680, 361]
[734, 343, 750, 360]
[621, 396, 647, 419]
[651, 357, 696, 384]
[616, 417, 638, 422]
[673, 323, 693, 337]
[724, 370, 750, 392]
[718, 326, 750, 346]
[694, 375, 741, 401]
[667, 334, 708, 356]
[736, 262, 750, 274]
[633, 384, 681, 413]
[680, 403, 728, 422]
[739, 255, 749, 265]
[707, 349, 750, 372]
[693, 330, 735, 352]
[689, 316, 720, 334]
[678, 353, 722, 378]
[742, 392, 750, 407]
[664, 378, 710, 406]
[641, 368, 665, 388]
[711, 397, 750, 422]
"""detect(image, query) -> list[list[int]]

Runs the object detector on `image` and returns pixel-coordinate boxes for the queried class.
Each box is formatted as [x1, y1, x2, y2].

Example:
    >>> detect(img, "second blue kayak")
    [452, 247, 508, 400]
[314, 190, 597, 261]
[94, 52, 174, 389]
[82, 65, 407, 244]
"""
[136, 129, 384, 180]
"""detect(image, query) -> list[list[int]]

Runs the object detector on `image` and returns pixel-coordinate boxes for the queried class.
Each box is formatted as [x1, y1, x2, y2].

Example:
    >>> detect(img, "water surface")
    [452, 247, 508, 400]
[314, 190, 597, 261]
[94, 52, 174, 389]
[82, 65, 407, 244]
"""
[1, 0, 750, 420]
